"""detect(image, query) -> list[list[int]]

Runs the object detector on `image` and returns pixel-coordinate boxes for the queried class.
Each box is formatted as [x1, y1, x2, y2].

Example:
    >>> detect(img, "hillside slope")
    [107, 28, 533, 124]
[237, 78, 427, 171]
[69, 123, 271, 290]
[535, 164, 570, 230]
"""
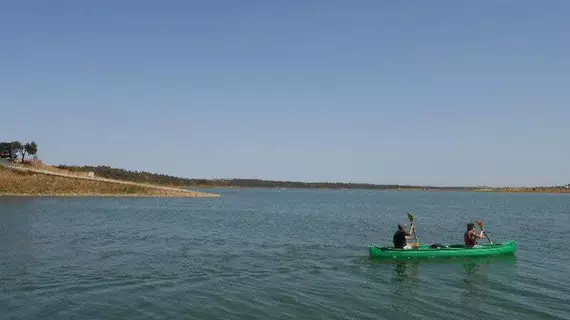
[0, 165, 219, 197]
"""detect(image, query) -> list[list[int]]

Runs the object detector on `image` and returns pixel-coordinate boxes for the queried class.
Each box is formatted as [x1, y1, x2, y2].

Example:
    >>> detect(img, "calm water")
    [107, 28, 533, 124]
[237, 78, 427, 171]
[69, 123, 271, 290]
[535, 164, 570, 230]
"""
[1, 189, 569, 320]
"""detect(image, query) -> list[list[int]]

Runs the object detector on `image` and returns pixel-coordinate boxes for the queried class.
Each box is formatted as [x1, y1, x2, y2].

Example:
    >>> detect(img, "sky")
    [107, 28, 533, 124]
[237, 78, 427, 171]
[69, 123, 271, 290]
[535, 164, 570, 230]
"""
[1, 0, 569, 187]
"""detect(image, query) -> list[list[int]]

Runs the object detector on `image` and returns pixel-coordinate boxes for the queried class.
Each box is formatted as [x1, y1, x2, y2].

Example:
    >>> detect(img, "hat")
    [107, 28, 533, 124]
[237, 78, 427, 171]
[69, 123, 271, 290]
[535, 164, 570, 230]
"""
[398, 224, 405, 230]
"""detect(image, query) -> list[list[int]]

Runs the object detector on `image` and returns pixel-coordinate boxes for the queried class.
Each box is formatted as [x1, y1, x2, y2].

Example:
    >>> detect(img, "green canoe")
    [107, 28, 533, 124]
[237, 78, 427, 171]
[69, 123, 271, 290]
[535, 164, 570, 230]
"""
[369, 240, 517, 259]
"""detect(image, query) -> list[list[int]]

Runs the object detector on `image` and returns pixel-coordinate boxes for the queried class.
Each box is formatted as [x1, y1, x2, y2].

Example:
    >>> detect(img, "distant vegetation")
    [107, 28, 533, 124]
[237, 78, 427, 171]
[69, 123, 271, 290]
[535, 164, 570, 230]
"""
[0, 140, 38, 162]
[484, 186, 570, 193]
[55, 165, 480, 190]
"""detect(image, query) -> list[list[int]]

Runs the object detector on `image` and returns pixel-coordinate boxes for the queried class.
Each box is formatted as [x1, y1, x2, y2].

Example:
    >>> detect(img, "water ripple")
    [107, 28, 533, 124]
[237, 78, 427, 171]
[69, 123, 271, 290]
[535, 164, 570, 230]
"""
[1, 191, 570, 319]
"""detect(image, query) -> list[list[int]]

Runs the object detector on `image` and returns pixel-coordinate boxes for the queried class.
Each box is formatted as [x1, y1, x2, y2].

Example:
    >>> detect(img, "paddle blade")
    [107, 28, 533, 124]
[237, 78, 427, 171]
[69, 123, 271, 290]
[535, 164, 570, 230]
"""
[476, 219, 493, 243]
[476, 219, 484, 230]
[407, 212, 415, 223]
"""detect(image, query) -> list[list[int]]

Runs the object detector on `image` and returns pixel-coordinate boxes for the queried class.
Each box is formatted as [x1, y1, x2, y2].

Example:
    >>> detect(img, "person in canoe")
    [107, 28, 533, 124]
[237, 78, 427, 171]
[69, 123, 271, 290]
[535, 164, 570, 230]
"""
[393, 223, 416, 249]
[464, 222, 486, 247]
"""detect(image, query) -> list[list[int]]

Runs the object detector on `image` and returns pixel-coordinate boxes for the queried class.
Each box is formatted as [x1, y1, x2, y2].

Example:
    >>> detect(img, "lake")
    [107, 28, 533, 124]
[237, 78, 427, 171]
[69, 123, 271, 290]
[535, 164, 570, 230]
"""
[0, 189, 568, 319]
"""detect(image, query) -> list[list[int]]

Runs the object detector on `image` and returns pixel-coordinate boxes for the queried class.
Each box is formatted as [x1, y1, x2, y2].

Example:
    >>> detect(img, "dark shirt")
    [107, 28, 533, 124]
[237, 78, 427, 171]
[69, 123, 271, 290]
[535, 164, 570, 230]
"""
[393, 230, 409, 248]
[464, 230, 477, 246]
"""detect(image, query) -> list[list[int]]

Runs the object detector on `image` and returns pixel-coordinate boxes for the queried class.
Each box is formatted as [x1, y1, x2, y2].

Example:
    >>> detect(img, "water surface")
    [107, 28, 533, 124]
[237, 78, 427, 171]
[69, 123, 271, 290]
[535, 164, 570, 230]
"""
[1, 189, 568, 319]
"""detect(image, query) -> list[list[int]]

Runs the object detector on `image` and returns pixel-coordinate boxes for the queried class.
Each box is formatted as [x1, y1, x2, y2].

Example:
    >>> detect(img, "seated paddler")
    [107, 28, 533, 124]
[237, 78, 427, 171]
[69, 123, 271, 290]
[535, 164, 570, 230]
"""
[464, 222, 485, 247]
[393, 223, 416, 249]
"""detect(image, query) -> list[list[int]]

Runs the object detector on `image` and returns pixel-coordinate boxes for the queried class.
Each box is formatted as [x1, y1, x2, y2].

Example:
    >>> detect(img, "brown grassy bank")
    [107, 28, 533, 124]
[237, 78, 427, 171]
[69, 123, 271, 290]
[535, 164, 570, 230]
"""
[0, 166, 218, 197]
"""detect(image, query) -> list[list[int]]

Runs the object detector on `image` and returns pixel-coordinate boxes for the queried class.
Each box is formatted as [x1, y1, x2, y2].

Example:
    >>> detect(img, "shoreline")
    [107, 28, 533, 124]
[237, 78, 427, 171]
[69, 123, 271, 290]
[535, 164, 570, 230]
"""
[2, 162, 567, 196]
[475, 189, 570, 194]
[54, 165, 570, 194]
[0, 192, 219, 198]
[190, 185, 570, 194]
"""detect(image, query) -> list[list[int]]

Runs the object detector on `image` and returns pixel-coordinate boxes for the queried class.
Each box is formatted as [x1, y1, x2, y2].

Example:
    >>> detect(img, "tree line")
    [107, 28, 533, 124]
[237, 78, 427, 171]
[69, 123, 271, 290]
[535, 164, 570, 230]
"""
[56, 165, 216, 186]
[0, 141, 38, 162]
[55, 165, 479, 190]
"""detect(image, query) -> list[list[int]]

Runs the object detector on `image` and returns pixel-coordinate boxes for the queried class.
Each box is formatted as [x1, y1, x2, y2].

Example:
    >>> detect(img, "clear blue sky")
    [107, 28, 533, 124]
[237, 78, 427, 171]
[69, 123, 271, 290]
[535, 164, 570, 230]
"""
[2, 1, 569, 187]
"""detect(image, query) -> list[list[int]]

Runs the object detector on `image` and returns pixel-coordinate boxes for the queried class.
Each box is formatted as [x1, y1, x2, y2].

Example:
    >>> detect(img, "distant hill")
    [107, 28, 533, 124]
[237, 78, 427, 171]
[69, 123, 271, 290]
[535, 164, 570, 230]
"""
[55, 165, 479, 191]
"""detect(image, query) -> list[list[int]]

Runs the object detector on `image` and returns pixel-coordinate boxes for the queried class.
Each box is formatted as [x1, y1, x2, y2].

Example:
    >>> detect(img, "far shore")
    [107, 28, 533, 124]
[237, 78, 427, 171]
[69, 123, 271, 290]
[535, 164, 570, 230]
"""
[53, 164, 570, 194]
[0, 164, 219, 198]
[2, 160, 567, 196]
[188, 185, 570, 194]
[475, 188, 570, 194]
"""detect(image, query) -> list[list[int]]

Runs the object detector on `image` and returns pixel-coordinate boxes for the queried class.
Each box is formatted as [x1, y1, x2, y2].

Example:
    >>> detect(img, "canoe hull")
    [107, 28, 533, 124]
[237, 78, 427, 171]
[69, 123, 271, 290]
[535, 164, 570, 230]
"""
[369, 240, 517, 259]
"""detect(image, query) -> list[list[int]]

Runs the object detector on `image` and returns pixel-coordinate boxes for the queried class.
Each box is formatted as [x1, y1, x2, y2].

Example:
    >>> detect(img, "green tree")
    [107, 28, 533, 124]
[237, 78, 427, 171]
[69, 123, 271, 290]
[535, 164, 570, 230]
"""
[0, 142, 10, 154]
[10, 141, 23, 161]
[23, 141, 38, 163]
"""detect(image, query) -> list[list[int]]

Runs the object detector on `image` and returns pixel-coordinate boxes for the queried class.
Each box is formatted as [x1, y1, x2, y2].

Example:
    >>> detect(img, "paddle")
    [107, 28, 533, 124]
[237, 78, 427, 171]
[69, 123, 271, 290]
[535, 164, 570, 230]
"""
[407, 212, 418, 246]
[476, 219, 493, 244]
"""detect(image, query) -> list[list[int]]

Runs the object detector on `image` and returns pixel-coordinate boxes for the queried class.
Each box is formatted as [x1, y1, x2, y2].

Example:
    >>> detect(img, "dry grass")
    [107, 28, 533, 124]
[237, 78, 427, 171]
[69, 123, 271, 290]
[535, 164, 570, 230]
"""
[0, 166, 218, 197]
[15, 160, 88, 176]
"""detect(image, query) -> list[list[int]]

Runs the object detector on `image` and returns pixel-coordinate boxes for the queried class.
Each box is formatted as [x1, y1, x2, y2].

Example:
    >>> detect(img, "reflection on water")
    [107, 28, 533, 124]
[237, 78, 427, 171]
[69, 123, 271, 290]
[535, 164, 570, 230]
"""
[462, 261, 480, 274]
[460, 255, 517, 313]
[393, 260, 420, 282]
[373, 255, 519, 318]
[388, 260, 421, 315]
[461, 262, 487, 310]
[370, 255, 517, 284]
